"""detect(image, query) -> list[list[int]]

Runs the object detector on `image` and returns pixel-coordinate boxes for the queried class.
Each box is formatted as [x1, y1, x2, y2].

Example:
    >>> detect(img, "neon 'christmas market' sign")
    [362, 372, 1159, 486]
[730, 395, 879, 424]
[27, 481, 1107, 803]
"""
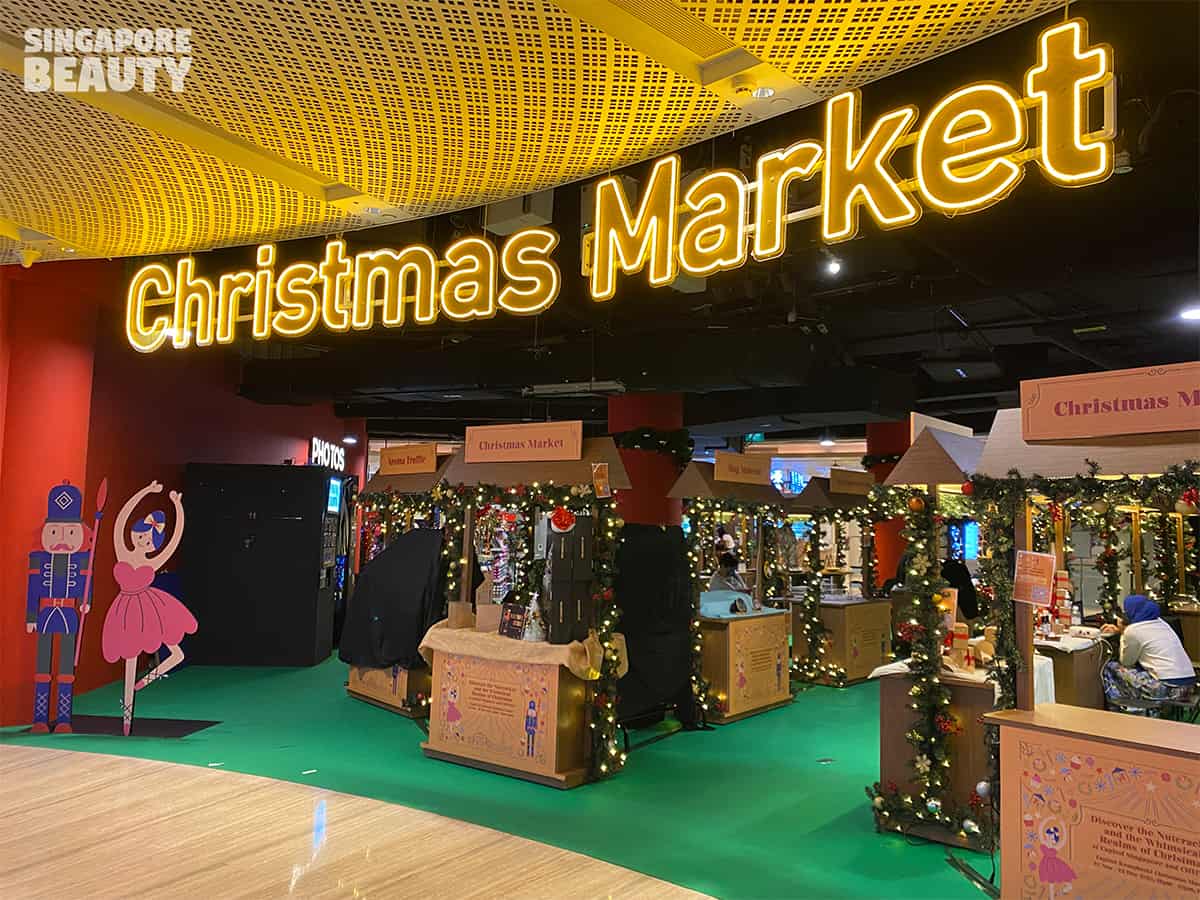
[127, 19, 1114, 353]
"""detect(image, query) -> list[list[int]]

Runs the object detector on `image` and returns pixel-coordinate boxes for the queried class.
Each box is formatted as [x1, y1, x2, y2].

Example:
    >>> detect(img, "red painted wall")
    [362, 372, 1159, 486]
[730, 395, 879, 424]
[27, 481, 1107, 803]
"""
[866, 420, 912, 588]
[608, 393, 684, 526]
[0, 260, 365, 724]
[0, 261, 110, 726]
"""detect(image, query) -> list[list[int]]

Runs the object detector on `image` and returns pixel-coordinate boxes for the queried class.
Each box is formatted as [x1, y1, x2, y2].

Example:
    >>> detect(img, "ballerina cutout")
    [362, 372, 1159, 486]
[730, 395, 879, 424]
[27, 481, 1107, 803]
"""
[101, 481, 198, 735]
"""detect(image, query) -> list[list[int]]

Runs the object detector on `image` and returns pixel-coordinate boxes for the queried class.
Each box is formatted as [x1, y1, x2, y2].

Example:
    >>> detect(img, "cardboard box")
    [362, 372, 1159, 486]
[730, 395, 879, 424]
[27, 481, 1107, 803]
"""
[475, 603, 503, 633]
[446, 600, 475, 629]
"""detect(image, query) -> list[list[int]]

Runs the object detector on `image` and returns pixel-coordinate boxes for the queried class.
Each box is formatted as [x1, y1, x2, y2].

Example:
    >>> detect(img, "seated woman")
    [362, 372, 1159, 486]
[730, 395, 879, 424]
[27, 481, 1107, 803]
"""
[1101, 594, 1196, 710]
[709, 552, 749, 593]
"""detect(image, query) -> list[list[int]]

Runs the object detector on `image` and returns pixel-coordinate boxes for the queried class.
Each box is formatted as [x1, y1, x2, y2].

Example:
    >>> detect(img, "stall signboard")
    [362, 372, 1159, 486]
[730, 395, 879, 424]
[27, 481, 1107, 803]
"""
[310, 436, 345, 472]
[1020, 361, 1200, 442]
[378, 443, 438, 475]
[464, 420, 582, 464]
[830, 467, 873, 496]
[1013, 550, 1057, 606]
[127, 19, 1116, 353]
[714, 451, 771, 485]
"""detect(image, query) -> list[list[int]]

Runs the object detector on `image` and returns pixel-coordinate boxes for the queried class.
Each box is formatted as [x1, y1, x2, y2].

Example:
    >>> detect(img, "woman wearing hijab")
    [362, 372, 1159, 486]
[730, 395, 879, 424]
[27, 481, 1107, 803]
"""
[1100, 594, 1196, 709]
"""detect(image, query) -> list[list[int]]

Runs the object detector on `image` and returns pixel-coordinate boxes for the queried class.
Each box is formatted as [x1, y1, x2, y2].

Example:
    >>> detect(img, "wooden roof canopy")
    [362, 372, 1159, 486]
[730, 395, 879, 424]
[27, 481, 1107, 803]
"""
[439, 437, 632, 489]
[976, 409, 1200, 479]
[787, 476, 865, 513]
[668, 461, 785, 506]
[885, 427, 984, 488]
[363, 456, 452, 495]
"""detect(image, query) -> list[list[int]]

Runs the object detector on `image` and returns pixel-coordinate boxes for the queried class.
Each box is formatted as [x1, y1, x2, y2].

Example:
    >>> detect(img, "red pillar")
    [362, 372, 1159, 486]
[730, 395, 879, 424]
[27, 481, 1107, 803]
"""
[607, 393, 684, 526]
[0, 260, 118, 726]
[866, 420, 911, 589]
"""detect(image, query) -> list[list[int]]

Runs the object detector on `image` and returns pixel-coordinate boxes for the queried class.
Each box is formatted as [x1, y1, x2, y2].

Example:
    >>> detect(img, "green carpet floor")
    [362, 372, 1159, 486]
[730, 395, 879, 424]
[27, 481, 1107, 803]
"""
[1, 661, 989, 899]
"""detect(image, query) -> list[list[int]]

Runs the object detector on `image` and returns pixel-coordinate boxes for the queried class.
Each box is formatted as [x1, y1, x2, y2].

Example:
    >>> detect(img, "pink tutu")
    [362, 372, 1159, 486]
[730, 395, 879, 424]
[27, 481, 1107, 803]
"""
[101, 562, 198, 662]
[1038, 847, 1076, 885]
[446, 702, 462, 723]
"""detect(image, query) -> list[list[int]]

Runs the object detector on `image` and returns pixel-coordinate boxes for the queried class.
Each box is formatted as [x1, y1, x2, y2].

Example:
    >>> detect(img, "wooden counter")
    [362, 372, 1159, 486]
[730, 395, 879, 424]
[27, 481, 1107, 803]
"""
[1033, 638, 1106, 709]
[878, 670, 993, 841]
[701, 608, 791, 723]
[422, 647, 589, 788]
[347, 664, 431, 718]
[792, 596, 892, 682]
[985, 705, 1200, 899]
[1176, 606, 1200, 662]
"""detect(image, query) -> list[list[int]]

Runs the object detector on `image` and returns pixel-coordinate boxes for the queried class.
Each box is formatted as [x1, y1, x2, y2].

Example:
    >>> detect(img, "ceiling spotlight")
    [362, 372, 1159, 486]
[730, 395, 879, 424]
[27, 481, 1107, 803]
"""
[752, 86, 775, 100]
[819, 433, 836, 448]
[825, 258, 842, 276]
[954, 367, 968, 379]
[342, 435, 359, 446]
[1180, 306, 1200, 322]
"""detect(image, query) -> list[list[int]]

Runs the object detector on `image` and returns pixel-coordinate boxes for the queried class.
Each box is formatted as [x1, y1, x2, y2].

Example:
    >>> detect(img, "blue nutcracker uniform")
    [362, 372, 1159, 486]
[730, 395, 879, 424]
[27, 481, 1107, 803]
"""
[27, 484, 91, 730]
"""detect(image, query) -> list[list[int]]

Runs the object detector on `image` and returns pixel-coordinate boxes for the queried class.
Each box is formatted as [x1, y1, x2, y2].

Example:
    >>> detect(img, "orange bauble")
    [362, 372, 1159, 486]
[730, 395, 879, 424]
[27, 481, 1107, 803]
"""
[908, 496, 926, 513]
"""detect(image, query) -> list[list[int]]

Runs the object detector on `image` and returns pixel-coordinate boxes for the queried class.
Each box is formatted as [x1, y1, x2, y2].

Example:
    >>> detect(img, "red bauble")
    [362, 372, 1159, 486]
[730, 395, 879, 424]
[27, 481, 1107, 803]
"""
[961, 481, 975, 496]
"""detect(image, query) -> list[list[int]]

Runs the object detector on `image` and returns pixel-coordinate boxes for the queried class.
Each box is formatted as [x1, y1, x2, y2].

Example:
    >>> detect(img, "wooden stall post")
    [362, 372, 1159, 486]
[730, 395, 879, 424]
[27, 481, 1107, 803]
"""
[1174, 512, 1187, 600]
[1015, 501, 1036, 711]
[753, 514, 764, 606]
[459, 503, 475, 605]
[1131, 507, 1143, 593]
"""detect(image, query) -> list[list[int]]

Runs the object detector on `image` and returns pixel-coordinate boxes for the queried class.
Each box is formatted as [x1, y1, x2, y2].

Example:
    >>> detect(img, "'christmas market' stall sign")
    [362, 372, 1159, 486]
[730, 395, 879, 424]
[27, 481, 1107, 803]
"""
[464, 420, 583, 464]
[1021, 361, 1200, 442]
[126, 19, 1114, 352]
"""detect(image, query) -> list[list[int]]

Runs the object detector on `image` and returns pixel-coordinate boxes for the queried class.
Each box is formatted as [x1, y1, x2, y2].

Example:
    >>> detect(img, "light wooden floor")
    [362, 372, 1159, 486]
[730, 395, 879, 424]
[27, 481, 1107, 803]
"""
[0, 745, 708, 900]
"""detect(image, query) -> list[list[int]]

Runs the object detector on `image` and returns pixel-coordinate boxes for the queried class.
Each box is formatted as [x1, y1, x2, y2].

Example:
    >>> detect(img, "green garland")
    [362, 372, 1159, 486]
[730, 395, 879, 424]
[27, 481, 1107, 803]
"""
[759, 522, 789, 606]
[866, 488, 987, 844]
[861, 453, 903, 470]
[613, 426, 694, 468]
[1151, 511, 1180, 603]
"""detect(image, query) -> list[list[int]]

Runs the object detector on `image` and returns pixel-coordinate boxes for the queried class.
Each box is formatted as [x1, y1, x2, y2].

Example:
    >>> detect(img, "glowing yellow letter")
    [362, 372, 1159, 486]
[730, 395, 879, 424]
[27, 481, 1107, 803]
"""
[126, 263, 173, 353]
[252, 245, 276, 340]
[499, 228, 560, 315]
[753, 141, 822, 261]
[216, 272, 254, 344]
[318, 239, 352, 332]
[353, 246, 438, 329]
[916, 82, 1027, 214]
[590, 155, 679, 301]
[273, 263, 321, 337]
[440, 238, 497, 320]
[678, 170, 748, 277]
[822, 91, 920, 243]
[1025, 19, 1114, 186]
[170, 258, 215, 348]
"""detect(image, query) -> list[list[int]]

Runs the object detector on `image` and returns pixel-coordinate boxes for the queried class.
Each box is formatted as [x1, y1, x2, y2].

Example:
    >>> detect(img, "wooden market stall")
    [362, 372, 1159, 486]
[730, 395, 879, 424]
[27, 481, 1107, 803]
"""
[419, 436, 633, 787]
[787, 472, 891, 683]
[346, 455, 453, 717]
[978, 407, 1199, 667]
[669, 458, 791, 722]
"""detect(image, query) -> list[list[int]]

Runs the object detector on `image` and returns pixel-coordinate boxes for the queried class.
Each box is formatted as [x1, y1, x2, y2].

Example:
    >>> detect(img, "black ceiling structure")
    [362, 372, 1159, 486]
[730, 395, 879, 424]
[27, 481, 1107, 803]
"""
[217, 0, 1197, 445]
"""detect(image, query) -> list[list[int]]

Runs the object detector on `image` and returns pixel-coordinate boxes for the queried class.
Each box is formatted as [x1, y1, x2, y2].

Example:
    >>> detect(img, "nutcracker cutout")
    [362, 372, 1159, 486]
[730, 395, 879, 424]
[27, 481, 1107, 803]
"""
[27, 480, 106, 733]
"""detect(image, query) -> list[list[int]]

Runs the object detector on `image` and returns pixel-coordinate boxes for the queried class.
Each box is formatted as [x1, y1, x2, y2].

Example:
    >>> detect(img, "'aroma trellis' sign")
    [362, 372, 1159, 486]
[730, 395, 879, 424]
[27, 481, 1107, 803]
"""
[127, 19, 1114, 353]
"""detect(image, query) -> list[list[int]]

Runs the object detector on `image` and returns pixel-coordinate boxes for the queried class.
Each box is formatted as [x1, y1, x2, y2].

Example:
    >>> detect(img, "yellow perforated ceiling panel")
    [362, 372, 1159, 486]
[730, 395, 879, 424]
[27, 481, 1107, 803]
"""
[0, 0, 1060, 265]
